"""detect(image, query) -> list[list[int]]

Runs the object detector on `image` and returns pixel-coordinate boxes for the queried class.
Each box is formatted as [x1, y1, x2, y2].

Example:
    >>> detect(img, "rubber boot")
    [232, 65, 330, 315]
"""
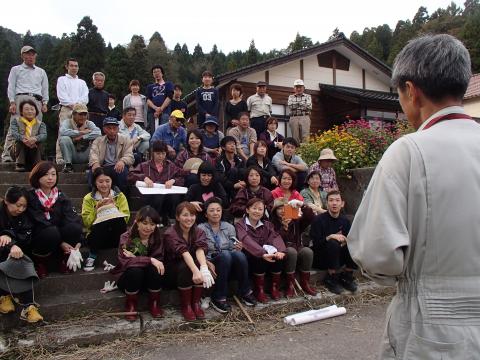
[253, 273, 268, 303]
[300, 271, 317, 296]
[285, 272, 296, 298]
[32, 254, 49, 279]
[179, 287, 196, 321]
[125, 293, 138, 321]
[192, 286, 205, 320]
[148, 291, 164, 318]
[270, 273, 282, 300]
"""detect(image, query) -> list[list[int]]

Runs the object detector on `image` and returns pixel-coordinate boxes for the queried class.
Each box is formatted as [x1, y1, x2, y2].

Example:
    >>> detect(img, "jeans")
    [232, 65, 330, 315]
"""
[147, 112, 170, 136]
[59, 136, 90, 164]
[210, 250, 251, 301]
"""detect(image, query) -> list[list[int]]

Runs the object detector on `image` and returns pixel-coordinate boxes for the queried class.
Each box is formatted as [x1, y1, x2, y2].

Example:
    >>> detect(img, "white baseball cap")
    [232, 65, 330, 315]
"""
[293, 79, 304, 86]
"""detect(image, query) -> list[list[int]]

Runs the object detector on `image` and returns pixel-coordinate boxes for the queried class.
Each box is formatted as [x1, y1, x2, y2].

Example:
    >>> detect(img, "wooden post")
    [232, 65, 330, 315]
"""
[233, 295, 254, 324]
[300, 59, 304, 80]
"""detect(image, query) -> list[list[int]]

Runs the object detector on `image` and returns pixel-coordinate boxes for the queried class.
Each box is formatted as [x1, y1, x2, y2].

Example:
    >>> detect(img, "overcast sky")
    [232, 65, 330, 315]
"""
[0, 0, 460, 53]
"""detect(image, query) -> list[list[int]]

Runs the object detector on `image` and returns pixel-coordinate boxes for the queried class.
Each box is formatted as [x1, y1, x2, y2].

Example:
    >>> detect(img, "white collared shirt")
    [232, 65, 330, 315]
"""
[417, 106, 466, 131]
[8, 63, 49, 103]
[245, 216, 264, 229]
[56, 74, 89, 106]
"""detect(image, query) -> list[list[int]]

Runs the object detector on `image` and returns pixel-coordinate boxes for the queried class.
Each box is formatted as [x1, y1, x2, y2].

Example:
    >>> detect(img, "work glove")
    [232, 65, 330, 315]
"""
[100, 280, 118, 294]
[67, 249, 83, 272]
[103, 260, 115, 271]
[263, 244, 278, 254]
[288, 199, 304, 208]
[200, 265, 215, 289]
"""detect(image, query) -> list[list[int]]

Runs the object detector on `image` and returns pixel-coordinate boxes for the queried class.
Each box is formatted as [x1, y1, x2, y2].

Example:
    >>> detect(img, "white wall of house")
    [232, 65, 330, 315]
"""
[303, 54, 334, 88]
[464, 98, 480, 117]
[336, 61, 363, 88]
[365, 72, 390, 91]
[238, 71, 265, 84]
[269, 61, 301, 88]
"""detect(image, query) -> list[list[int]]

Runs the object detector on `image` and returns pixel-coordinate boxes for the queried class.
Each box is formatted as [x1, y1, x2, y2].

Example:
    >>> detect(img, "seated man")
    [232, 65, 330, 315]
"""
[271, 137, 307, 188]
[150, 110, 187, 159]
[89, 117, 134, 192]
[309, 190, 357, 295]
[215, 135, 245, 202]
[119, 106, 150, 165]
[59, 103, 101, 173]
[227, 111, 256, 162]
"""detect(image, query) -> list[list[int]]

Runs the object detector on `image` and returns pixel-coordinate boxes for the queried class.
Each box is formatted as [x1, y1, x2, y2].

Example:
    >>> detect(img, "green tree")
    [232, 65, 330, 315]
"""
[246, 40, 260, 65]
[0, 31, 15, 133]
[287, 32, 314, 52]
[127, 35, 149, 87]
[22, 30, 35, 46]
[412, 6, 429, 27]
[461, 8, 480, 71]
[104, 45, 132, 103]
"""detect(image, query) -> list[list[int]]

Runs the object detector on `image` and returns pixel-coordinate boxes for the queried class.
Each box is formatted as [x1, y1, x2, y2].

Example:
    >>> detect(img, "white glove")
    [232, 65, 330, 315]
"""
[288, 199, 304, 208]
[103, 260, 115, 271]
[67, 249, 83, 272]
[100, 281, 118, 293]
[263, 244, 278, 254]
[200, 265, 215, 289]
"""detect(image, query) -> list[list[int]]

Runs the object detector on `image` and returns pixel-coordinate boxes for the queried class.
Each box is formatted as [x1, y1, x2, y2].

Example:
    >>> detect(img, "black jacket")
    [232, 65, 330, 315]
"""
[246, 156, 277, 189]
[27, 189, 81, 230]
[215, 153, 245, 196]
[0, 201, 34, 251]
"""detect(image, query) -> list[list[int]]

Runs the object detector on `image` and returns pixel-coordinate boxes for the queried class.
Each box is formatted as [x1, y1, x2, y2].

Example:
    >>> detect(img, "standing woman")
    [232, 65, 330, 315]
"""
[198, 198, 257, 313]
[300, 171, 326, 215]
[271, 168, 304, 201]
[246, 140, 279, 189]
[229, 166, 274, 219]
[164, 202, 215, 321]
[0, 186, 43, 323]
[110, 206, 165, 321]
[128, 140, 184, 226]
[271, 198, 317, 297]
[27, 162, 83, 278]
[224, 83, 248, 131]
[259, 117, 284, 160]
[82, 167, 130, 271]
[235, 198, 286, 303]
[122, 80, 148, 128]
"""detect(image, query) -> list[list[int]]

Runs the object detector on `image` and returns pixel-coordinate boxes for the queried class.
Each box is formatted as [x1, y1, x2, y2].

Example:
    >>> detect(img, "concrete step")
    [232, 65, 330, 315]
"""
[0, 171, 88, 185]
[0, 163, 88, 172]
[0, 183, 91, 198]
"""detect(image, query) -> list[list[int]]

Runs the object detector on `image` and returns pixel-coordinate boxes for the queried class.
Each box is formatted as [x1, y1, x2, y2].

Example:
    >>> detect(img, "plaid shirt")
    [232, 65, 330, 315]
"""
[287, 93, 312, 116]
[309, 163, 338, 191]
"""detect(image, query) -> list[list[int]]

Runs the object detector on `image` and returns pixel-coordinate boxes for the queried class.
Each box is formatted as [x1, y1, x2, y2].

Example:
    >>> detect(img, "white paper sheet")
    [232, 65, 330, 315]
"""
[284, 305, 346, 326]
[135, 181, 188, 195]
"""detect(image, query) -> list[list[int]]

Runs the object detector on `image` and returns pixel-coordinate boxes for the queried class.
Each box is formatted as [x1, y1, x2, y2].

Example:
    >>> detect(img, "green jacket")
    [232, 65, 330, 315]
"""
[81, 187, 130, 235]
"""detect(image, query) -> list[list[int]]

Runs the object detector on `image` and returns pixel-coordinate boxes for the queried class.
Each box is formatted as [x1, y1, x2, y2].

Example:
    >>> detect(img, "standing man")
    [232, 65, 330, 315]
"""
[195, 71, 219, 128]
[3, 45, 49, 162]
[287, 79, 312, 143]
[247, 81, 272, 137]
[348, 34, 479, 358]
[56, 58, 89, 164]
[146, 65, 174, 135]
[87, 72, 109, 131]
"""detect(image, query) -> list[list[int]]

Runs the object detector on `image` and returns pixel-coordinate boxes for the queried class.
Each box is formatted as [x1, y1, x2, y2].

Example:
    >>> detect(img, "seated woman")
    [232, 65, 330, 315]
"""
[186, 162, 228, 223]
[235, 198, 286, 303]
[259, 117, 284, 160]
[271, 198, 317, 297]
[229, 166, 274, 220]
[198, 198, 256, 313]
[164, 202, 215, 321]
[10, 99, 47, 172]
[271, 169, 304, 201]
[27, 161, 83, 278]
[300, 171, 326, 215]
[110, 206, 165, 321]
[82, 167, 130, 271]
[128, 140, 183, 226]
[0, 186, 43, 323]
[175, 129, 213, 187]
[246, 140, 278, 189]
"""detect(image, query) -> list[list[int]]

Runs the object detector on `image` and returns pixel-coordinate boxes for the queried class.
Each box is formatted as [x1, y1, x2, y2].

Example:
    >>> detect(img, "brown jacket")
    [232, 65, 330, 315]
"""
[89, 134, 134, 168]
[128, 159, 184, 186]
[163, 225, 208, 263]
[235, 219, 285, 258]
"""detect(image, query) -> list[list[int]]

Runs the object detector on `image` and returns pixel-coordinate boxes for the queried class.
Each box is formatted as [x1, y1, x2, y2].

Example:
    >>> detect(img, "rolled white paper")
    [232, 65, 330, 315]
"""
[284, 305, 346, 326]
[284, 305, 338, 324]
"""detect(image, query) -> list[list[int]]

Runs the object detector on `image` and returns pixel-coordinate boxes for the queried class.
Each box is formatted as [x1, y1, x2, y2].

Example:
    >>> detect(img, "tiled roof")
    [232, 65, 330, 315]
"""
[465, 74, 480, 100]
[319, 84, 399, 105]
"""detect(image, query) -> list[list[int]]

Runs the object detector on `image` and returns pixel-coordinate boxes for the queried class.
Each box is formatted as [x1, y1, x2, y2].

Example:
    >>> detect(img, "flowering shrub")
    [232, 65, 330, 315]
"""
[299, 119, 414, 175]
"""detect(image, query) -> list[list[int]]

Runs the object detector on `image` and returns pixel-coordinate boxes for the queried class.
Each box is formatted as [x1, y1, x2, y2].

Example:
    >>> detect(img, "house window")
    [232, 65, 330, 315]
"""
[317, 50, 350, 71]
[271, 104, 291, 137]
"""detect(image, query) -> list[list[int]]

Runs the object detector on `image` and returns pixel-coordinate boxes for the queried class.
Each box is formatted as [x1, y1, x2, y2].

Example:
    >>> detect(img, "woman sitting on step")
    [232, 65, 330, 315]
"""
[27, 161, 83, 278]
[270, 198, 317, 297]
[197, 197, 257, 313]
[110, 206, 166, 321]
[82, 167, 130, 272]
[163, 202, 215, 321]
[235, 198, 286, 303]
[0, 186, 43, 323]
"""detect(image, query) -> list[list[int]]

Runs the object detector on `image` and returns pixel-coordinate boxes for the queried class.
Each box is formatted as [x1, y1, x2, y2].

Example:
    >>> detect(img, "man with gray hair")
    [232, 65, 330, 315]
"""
[2, 45, 49, 162]
[348, 34, 479, 358]
[87, 72, 109, 131]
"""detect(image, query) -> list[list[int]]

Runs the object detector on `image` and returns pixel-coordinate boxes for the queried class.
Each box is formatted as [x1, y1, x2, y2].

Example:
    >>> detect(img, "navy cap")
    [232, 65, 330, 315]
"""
[203, 115, 219, 128]
[103, 117, 119, 126]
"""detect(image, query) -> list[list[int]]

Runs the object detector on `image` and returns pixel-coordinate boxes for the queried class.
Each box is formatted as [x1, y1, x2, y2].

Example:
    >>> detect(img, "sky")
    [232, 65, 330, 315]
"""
[0, 0, 461, 53]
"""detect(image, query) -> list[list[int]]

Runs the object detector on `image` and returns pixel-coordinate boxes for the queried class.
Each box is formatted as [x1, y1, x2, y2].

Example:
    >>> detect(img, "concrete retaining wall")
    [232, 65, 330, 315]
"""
[337, 167, 375, 215]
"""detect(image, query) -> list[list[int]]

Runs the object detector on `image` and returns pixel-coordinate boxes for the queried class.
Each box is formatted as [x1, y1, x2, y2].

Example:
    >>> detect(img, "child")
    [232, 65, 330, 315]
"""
[195, 71, 219, 128]
[170, 84, 188, 115]
[10, 100, 47, 172]
[201, 115, 224, 159]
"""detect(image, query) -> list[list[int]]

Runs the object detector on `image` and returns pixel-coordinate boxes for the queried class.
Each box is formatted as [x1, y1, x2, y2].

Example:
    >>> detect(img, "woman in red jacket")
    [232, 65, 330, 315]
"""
[235, 198, 286, 303]
[271, 168, 304, 201]
[110, 206, 165, 321]
[163, 202, 215, 321]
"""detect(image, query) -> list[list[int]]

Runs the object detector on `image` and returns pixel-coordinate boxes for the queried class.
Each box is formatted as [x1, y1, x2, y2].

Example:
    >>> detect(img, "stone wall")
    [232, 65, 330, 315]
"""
[337, 167, 375, 215]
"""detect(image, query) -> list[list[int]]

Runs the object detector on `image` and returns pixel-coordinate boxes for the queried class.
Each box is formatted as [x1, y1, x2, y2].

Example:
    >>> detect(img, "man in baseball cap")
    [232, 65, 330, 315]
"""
[150, 109, 187, 157]
[288, 79, 312, 144]
[246, 81, 272, 137]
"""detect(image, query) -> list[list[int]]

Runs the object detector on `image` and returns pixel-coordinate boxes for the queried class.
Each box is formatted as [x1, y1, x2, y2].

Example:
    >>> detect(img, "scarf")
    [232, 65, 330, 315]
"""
[35, 187, 59, 220]
[20, 117, 37, 137]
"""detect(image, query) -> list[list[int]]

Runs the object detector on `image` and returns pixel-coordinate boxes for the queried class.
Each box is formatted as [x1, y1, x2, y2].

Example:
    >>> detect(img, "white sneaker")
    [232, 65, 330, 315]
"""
[83, 257, 95, 272]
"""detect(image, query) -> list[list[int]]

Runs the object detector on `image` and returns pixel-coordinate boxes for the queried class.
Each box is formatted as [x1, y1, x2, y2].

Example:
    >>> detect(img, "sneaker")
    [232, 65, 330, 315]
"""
[20, 305, 43, 323]
[14, 164, 26, 172]
[241, 292, 257, 307]
[83, 257, 96, 272]
[339, 271, 358, 293]
[63, 163, 74, 173]
[0, 295, 15, 314]
[324, 273, 344, 295]
[210, 298, 231, 314]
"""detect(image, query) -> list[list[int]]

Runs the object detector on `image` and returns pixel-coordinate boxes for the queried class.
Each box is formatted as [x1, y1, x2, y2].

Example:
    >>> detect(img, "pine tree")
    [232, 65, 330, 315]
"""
[246, 40, 260, 65]
[104, 45, 133, 103]
[128, 35, 149, 87]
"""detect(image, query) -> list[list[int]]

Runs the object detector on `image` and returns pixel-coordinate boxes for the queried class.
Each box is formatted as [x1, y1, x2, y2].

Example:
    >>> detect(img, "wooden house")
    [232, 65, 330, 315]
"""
[464, 73, 480, 120]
